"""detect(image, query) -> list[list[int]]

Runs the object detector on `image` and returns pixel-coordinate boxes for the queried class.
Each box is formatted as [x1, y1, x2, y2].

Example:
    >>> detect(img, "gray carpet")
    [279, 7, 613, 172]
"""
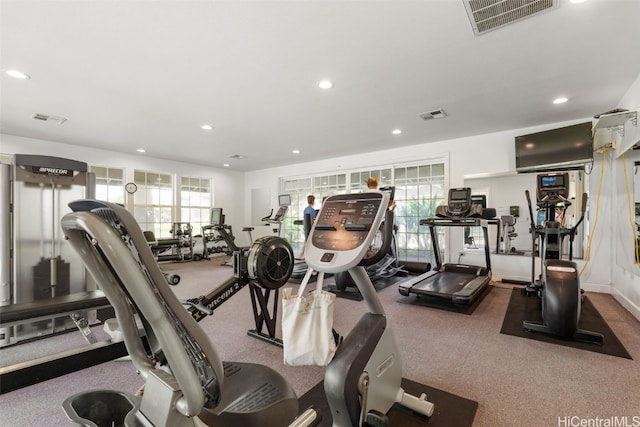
[1, 260, 639, 427]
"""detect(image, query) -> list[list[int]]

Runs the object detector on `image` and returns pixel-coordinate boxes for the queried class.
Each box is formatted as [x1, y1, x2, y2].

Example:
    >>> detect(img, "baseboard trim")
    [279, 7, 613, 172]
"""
[581, 282, 612, 294]
[611, 288, 640, 322]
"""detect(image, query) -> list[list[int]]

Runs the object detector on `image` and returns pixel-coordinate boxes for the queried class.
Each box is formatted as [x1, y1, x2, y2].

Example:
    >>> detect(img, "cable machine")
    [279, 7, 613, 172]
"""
[0, 154, 95, 346]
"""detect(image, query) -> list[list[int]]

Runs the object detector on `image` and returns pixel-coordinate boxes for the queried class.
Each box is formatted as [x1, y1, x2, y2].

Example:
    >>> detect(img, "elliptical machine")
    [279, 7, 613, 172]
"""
[522, 173, 603, 344]
[305, 191, 434, 426]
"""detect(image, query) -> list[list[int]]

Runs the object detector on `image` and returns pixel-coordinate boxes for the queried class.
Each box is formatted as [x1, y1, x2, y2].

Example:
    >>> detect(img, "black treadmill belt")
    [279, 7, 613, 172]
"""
[409, 272, 478, 298]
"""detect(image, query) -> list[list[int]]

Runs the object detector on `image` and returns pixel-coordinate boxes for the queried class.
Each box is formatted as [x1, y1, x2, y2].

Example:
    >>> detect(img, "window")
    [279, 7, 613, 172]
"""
[180, 176, 212, 236]
[280, 173, 347, 252]
[280, 159, 446, 261]
[133, 170, 174, 238]
[387, 164, 442, 262]
[350, 168, 393, 192]
[89, 166, 125, 204]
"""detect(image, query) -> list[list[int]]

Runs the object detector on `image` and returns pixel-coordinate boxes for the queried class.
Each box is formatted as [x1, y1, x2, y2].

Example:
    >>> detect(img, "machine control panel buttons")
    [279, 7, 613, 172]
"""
[320, 252, 335, 263]
[311, 196, 383, 251]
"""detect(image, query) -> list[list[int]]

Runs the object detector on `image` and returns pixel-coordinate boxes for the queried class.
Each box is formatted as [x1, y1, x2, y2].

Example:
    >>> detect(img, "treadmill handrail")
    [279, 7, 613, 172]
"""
[420, 217, 492, 272]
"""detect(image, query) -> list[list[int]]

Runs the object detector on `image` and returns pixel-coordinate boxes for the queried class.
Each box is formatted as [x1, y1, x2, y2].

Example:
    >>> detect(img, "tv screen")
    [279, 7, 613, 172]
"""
[210, 208, 223, 225]
[515, 122, 593, 172]
[278, 194, 291, 206]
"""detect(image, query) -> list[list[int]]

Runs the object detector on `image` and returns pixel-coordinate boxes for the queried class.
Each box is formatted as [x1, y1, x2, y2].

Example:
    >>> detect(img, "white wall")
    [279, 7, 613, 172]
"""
[612, 72, 640, 320]
[0, 134, 251, 246]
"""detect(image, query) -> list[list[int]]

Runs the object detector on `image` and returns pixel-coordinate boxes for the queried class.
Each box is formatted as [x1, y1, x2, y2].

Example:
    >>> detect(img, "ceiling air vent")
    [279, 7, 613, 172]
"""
[418, 109, 447, 121]
[32, 113, 67, 124]
[229, 154, 247, 160]
[463, 0, 558, 36]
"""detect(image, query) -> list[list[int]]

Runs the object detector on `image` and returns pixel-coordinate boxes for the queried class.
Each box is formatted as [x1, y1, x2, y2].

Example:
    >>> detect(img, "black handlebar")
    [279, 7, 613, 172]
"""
[577, 194, 588, 227]
[525, 190, 536, 231]
[359, 209, 394, 267]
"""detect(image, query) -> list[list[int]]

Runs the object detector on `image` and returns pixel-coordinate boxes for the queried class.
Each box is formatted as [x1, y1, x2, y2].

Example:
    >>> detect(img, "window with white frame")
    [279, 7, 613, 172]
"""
[180, 176, 212, 236]
[89, 165, 125, 204]
[281, 173, 347, 252]
[133, 170, 174, 238]
[391, 163, 446, 262]
[280, 159, 446, 262]
[350, 168, 393, 192]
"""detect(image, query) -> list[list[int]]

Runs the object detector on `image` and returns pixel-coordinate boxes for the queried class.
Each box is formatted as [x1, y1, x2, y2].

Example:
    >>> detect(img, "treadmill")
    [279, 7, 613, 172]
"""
[398, 188, 491, 305]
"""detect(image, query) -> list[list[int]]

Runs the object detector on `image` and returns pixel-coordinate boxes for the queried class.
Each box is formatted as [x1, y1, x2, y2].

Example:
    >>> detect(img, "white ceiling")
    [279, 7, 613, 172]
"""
[1, 0, 640, 172]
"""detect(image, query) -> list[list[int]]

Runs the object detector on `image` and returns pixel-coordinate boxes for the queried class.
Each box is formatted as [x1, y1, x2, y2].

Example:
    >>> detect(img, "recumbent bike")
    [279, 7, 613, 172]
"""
[61, 200, 319, 427]
[305, 191, 434, 426]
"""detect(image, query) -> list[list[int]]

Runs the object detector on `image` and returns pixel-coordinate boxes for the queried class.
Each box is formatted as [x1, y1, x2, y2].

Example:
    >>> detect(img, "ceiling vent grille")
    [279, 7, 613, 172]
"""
[32, 113, 67, 124]
[418, 109, 447, 121]
[463, 0, 558, 36]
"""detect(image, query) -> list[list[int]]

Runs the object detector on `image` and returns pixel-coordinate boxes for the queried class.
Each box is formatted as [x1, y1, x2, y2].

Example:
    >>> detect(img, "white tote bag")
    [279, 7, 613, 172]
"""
[282, 269, 337, 366]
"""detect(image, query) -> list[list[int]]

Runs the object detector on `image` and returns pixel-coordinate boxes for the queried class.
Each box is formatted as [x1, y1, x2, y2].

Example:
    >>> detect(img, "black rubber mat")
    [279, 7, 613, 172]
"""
[500, 288, 632, 359]
[298, 377, 478, 427]
[325, 274, 407, 301]
[396, 283, 492, 315]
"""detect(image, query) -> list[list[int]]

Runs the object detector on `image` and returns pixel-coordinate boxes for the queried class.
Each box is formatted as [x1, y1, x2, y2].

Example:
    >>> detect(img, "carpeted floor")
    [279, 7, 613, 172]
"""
[1, 260, 639, 427]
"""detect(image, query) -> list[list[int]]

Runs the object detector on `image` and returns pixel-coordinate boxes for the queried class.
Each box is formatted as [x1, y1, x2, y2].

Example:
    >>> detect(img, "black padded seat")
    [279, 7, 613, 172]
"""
[198, 362, 298, 427]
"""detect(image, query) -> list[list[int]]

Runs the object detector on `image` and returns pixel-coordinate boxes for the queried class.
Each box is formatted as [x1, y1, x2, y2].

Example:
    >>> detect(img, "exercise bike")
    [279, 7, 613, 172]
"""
[305, 191, 434, 426]
[522, 173, 603, 344]
[60, 200, 319, 426]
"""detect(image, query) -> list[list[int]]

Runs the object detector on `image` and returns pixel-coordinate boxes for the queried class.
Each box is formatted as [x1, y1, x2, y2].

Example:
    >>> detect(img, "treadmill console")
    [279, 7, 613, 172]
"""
[447, 188, 472, 216]
[305, 192, 389, 274]
[537, 173, 569, 203]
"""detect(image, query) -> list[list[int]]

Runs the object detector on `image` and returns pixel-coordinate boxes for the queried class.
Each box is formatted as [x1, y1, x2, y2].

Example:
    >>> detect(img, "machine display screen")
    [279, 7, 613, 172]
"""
[450, 189, 470, 201]
[540, 175, 565, 188]
[210, 208, 223, 225]
[278, 194, 291, 206]
[312, 197, 382, 251]
[537, 172, 569, 201]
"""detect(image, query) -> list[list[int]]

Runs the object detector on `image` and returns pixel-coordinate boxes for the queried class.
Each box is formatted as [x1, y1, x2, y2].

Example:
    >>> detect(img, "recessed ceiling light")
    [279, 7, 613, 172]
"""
[5, 69, 30, 79]
[137, 148, 146, 153]
[392, 129, 402, 135]
[553, 97, 568, 104]
[201, 124, 213, 130]
[292, 149, 300, 154]
[223, 163, 230, 167]
[318, 80, 333, 89]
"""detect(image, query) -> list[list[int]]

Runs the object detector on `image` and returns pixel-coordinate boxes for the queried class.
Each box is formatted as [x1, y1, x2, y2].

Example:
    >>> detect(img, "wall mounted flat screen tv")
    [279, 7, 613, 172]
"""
[515, 121, 593, 172]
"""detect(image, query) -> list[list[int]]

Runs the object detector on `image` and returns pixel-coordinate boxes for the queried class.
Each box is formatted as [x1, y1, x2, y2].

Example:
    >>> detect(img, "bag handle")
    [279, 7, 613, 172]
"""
[295, 268, 325, 298]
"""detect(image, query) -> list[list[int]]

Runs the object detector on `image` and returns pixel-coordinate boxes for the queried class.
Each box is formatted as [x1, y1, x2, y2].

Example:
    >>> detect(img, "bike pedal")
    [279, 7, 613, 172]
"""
[365, 410, 389, 427]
